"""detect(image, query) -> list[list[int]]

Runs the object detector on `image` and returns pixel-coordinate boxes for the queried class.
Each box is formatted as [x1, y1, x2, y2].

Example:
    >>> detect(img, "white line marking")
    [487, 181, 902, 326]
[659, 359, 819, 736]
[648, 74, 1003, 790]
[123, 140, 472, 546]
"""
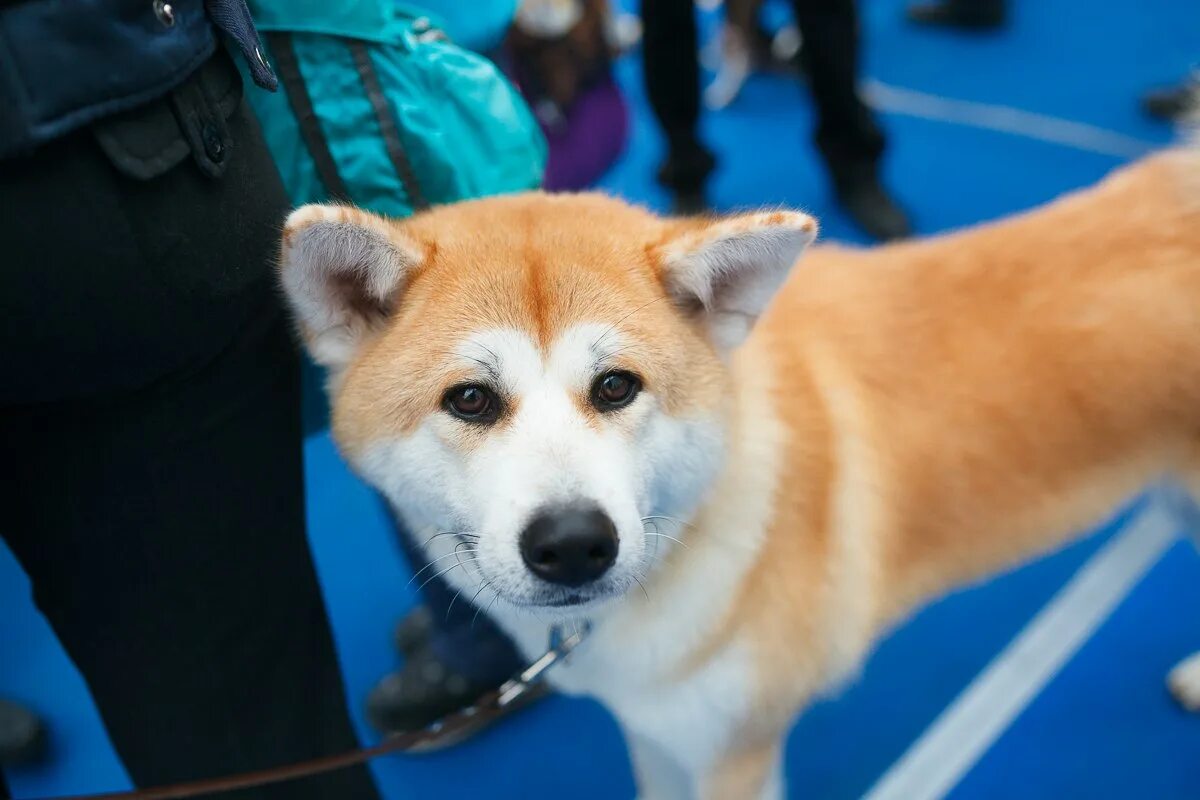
[863, 80, 1161, 159]
[861, 499, 1179, 800]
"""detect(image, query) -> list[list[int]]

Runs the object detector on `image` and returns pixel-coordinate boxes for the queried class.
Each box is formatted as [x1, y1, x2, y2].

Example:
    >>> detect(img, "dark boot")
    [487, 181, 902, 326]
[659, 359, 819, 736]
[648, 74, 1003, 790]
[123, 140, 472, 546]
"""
[657, 133, 717, 215]
[1141, 77, 1198, 122]
[366, 608, 548, 749]
[0, 699, 47, 766]
[830, 159, 912, 242]
[907, 0, 1006, 30]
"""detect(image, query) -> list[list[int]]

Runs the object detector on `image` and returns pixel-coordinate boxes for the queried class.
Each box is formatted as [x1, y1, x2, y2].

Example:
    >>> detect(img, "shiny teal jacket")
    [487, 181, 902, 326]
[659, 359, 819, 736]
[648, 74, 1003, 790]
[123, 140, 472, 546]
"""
[241, 0, 544, 217]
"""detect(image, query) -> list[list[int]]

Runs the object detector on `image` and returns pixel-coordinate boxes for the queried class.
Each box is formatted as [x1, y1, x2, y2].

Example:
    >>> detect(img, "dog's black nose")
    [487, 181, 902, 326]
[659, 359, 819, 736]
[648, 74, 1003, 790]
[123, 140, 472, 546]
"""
[520, 504, 619, 587]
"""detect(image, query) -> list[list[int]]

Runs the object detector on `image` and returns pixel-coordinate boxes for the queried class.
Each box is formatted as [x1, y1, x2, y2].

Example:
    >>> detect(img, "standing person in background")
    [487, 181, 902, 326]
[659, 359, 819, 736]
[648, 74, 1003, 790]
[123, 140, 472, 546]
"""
[641, 0, 912, 241]
[508, 0, 633, 191]
[0, 1, 379, 797]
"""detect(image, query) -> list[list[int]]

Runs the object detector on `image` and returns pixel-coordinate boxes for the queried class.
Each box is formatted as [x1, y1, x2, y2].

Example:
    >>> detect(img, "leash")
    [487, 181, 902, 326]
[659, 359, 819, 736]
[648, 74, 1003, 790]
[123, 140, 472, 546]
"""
[32, 625, 589, 800]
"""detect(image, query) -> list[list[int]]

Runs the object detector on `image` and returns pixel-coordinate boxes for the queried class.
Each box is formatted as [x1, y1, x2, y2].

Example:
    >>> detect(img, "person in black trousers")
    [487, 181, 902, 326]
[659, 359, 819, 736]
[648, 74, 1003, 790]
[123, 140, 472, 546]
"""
[641, 0, 912, 241]
[0, 2, 379, 796]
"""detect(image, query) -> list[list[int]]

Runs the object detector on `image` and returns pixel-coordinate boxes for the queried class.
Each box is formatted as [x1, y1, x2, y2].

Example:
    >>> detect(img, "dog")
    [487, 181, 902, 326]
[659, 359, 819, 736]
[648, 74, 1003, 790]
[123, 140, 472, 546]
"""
[278, 136, 1200, 797]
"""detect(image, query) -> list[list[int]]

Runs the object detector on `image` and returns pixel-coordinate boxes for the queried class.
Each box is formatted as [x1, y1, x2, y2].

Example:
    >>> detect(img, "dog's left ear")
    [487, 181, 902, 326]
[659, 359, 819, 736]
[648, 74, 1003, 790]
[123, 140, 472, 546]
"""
[653, 210, 817, 352]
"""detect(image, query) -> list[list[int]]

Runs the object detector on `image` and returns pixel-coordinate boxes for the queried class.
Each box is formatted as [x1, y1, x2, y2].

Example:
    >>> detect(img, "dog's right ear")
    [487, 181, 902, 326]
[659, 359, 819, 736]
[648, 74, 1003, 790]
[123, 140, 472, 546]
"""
[653, 209, 816, 354]
[279, 204, 425, 370]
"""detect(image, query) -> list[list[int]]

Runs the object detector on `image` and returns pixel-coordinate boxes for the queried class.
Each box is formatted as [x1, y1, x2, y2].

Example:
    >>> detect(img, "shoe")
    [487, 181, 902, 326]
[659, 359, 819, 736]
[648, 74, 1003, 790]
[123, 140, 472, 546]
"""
[1141, 80, 1198, 122]
[369, 620, 549, 750]
[906, 1, 1005, 30]
[393, 606, 435, 657]
[833, 166, 912, 242]
[657, 136, 716, 217]
[670, 188, 710, 216]
[0, 699, 47, 766]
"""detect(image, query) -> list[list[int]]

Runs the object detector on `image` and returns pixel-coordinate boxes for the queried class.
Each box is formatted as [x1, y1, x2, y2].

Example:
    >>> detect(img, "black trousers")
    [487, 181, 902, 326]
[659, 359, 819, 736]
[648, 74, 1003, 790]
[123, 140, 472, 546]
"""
[0, 63, 378, 799]
[641, 0, 885, 191]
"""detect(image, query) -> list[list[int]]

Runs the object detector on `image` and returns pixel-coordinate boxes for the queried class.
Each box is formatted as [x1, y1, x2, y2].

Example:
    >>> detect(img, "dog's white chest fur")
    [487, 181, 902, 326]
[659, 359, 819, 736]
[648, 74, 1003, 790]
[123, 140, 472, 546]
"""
[498, 608, 755, 794]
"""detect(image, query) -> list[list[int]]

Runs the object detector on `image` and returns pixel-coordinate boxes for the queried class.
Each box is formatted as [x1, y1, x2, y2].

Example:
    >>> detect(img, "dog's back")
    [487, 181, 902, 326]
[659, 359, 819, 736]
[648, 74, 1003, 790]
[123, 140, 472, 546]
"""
[747, 143, 1200, 620]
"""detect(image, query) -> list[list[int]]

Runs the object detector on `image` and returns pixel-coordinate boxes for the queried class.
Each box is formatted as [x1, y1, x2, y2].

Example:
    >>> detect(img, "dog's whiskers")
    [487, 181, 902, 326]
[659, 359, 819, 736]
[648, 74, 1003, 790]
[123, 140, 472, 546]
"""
[414, 560, 472, 595]
[445, 586, 467, 621]
[472, 586, 502, 630]
[644, 519, 662, 557]
[641, 514, 694, 530]
[469, 581, 495, 629]
[590, 296, 669, 352]
[642, 530, 691, 550]
[406, 548, 478, 587]
[421, 529, 480, 548]
[632, 573, 651, 603]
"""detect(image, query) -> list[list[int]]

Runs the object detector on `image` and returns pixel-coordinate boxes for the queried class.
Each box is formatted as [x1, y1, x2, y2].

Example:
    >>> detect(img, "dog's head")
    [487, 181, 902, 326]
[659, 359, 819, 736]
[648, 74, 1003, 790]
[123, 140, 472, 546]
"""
[280, 194, 814, 616]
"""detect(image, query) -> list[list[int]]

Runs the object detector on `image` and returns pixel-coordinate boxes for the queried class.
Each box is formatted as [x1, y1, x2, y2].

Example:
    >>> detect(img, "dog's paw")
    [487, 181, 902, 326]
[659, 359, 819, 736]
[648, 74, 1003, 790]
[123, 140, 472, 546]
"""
[1167, 651, 1200, 712]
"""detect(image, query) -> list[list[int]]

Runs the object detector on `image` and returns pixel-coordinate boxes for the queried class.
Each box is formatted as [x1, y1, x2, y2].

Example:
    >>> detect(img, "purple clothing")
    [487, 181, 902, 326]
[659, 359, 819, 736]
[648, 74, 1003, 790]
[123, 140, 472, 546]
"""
[540, 75, 629, 191]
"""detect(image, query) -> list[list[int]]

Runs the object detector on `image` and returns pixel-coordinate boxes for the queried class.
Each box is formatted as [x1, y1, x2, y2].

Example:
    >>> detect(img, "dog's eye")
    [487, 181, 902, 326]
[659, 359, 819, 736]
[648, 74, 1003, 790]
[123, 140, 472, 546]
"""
[444, 384, 498, 422]
[592, 371, 641, 411]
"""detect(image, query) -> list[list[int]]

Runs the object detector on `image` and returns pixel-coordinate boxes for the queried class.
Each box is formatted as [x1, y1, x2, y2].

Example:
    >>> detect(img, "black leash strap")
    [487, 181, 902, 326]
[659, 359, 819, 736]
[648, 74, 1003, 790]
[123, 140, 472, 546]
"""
[27, 627, 589, 800]
[264, 32, 352, 204]
[26, 714, 474, 800]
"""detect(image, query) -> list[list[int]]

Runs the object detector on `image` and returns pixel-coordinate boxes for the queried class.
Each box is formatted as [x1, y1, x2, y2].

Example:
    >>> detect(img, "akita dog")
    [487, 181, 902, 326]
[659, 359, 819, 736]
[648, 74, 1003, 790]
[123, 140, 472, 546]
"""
[278, 139, 1200, 798]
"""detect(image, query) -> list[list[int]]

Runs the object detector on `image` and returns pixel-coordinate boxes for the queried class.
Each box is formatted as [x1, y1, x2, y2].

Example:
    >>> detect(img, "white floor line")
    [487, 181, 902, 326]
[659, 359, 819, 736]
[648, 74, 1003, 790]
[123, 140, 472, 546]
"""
[863, 80, 1161, 159]
[861, 499, 1179, 800]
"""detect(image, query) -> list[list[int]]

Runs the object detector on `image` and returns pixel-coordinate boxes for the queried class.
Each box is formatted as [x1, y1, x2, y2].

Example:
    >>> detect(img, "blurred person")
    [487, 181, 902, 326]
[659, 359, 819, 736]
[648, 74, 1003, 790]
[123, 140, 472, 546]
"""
[641, 0, 912, 241]
[238, 0, 551, 739]
[508, 0, 632, 190]
[906, 0, 1006, 30]
[0, 1, 379, 797]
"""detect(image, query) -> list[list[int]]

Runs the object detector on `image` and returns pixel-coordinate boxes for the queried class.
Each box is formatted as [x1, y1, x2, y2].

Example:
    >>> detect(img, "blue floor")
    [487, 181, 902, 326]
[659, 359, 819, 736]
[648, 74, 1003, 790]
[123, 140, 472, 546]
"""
[4, 0, 1199, 797]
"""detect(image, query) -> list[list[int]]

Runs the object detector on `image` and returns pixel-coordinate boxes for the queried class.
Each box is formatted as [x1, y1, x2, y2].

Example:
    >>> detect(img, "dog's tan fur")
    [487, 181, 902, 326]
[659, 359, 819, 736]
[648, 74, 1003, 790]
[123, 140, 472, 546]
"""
[281, 145, 1200, 798]
[683, 149, 1200, 792]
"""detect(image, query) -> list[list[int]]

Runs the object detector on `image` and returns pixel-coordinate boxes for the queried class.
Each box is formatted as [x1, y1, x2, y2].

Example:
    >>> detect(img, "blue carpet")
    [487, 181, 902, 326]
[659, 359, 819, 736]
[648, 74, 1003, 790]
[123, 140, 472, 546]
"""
[4, 0, 1199, 797]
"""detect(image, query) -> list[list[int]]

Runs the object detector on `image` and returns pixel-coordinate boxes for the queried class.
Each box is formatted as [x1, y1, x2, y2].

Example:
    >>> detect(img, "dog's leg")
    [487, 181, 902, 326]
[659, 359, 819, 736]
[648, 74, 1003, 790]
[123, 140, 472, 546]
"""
[701, 739, 783, 800]
[626, 731, 694, 800]
[623, 714, 785, 800]
[1167, 459, 1200, 712]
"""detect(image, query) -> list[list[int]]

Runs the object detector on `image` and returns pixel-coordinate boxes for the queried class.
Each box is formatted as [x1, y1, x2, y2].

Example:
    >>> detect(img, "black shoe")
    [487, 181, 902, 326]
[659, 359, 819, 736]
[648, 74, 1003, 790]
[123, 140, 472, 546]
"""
[670, 187, 709, 216]
[834, 169, 912, 242]
[393, 606, 435, 657]
[0, 699, 47, 767]
[657, 135, 716, 216]
[1141, 80, 1198, 122]
[369, 618, 549, 749]
[367, 648, 490, 734]
[907, 1, 1006, 30]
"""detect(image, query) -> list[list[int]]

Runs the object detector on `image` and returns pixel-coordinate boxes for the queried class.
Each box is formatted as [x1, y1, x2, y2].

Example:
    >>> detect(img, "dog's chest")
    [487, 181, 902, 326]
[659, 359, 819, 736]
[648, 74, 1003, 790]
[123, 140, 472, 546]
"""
[502, 613, 755, 771]
[564, 639, 754, 770]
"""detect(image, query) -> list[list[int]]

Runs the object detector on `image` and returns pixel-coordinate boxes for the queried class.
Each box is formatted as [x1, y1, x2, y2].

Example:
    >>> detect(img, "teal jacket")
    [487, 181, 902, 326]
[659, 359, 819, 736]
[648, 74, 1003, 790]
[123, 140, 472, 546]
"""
[240, 0, 543, 217]
[250, 0, 517, 53]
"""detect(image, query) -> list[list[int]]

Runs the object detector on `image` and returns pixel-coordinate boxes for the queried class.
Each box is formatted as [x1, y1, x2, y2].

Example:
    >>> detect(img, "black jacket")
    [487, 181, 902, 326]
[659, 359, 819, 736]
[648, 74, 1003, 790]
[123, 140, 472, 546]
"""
[0, 0, 276, 160]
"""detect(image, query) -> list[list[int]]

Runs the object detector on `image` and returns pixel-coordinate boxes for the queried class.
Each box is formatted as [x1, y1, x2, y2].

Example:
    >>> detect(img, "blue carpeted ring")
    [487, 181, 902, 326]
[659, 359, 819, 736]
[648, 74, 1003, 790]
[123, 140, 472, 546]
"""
[3, 0, 1199, 796]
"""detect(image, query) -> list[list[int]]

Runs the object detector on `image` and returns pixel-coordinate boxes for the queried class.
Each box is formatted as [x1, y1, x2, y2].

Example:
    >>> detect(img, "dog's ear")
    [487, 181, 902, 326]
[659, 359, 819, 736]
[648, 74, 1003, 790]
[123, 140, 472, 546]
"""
[279, 204, 425, 370]
[653, 210, 817, 352]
